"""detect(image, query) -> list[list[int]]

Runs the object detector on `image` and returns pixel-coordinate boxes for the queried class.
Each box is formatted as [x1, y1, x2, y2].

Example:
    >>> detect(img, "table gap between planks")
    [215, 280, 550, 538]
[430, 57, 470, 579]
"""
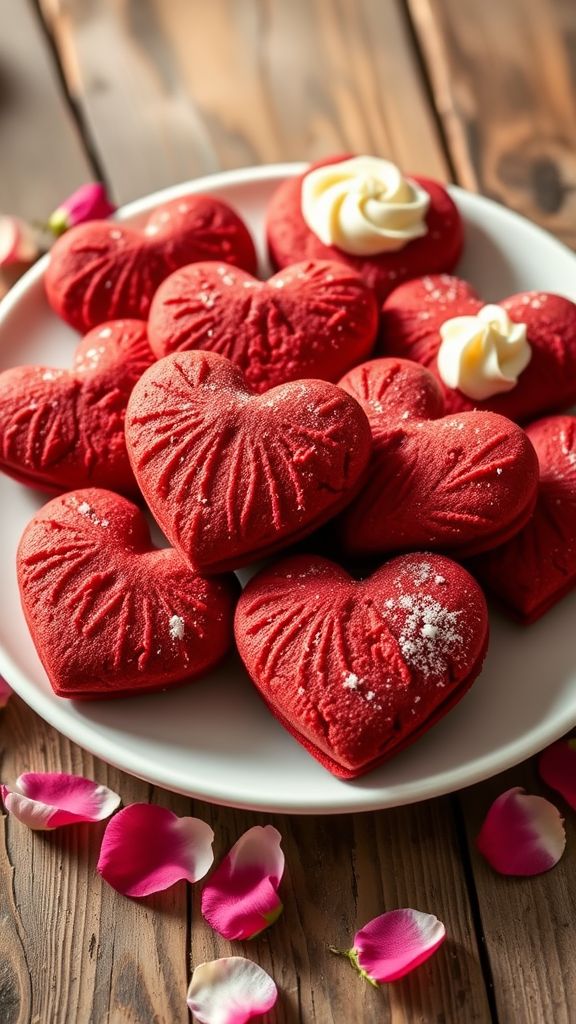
[0, 1, 574, 1021]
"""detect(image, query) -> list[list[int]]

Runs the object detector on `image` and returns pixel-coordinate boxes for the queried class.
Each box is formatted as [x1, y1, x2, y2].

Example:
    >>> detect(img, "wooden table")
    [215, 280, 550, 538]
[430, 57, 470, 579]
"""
[1, 2, 575, 1021]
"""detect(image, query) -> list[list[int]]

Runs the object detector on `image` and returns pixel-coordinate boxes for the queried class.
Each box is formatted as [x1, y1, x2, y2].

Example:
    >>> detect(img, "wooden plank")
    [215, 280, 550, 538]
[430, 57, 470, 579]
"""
[0, 0, 93, 218]
[458, 757, 576, 1024]
[0, 698, 190, 1024]
[404, 2, 576, 1017]
[38, 0, 449, 203]
[408, 0, 576, 246]
[190, 799, 491, 1023]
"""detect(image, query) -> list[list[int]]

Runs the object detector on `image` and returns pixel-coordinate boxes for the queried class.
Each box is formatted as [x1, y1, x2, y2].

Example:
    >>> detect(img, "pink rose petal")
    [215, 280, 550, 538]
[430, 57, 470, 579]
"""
[0, 676, 12, 708]
[539, 740, 576, 810]
[0, 215, 39, 266]
[0, 772, 120, 830]
[98, 803, 214, 897]
[477, 786, 566, 876]
[351, 909, 446, 984]
[187, 957, 277, 1024]
[201, 825, 284, 940]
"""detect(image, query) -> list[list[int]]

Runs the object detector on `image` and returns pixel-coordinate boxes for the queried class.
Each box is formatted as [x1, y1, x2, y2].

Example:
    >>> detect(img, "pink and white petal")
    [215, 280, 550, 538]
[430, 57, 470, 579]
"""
[187, 957, 277, 1024]
[477, 787, 566, 876]
[353, 909, 446, 983]
[201, 826, 284, 940]
[539, 740, 576, 811]
[0, 215, 39, 265]
[0, 676, 12, 708]
[98, 803, 214, 897]
[1, 772, 120, 830]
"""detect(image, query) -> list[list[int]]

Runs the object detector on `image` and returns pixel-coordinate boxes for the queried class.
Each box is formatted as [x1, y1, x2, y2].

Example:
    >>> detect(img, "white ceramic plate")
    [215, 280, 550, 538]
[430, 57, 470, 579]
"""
[1, 164, 575, 813]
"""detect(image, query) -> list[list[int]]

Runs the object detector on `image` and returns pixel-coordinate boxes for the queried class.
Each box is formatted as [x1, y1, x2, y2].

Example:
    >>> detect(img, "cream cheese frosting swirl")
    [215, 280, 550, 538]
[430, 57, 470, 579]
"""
[437, 304, 531, 401]
[300, 157, 430, 256]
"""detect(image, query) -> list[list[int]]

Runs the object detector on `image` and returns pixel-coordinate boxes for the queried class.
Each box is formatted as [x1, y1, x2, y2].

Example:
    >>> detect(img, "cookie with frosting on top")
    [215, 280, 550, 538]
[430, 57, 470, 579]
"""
[266, 155, 463, 301]
[380, 275, 576, 422]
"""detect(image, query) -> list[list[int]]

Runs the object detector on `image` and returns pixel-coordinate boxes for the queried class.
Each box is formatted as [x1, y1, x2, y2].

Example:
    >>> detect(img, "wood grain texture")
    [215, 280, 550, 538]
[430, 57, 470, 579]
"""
[0, 0, 93, 218]
[458, 753, 576, 1024]
[0, 699, 492, 1024]
[38, 0, 449, 203]
[188, 799, 492, 1023]
[408, 0, 576, 245]
[0, 698, 190, 1024]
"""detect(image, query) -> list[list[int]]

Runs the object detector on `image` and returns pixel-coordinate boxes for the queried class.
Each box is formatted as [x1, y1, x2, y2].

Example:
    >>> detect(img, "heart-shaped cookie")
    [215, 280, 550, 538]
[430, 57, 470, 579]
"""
[0, 320, 154, 497]
[266, 155, 463, 302]
[45, 195, 257, 333]
[471, 416, 576, 622]
[235, 553, 488, 778]
[125, 351, 372, 573]
[381, 275, 576, 422]
[148, 259, 378, 393]
[17, 489, 238, 699]
[337, 358, 539, 557]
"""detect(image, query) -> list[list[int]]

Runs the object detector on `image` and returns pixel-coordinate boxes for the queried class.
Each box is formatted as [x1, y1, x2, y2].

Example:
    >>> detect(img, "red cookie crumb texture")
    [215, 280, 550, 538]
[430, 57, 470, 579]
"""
[125, 350, 372, 574]
[380, 275, 576, 422]
[470, 416, 576, 623]
[45, 194, 257, 333]
[148, 259, 378, 393]
[17, 488, 239, 699]
[266, 156, 463, 302]
[337, 357, 539, 558]
[235, 553, 488, 778]
[0, 320, 154, 497]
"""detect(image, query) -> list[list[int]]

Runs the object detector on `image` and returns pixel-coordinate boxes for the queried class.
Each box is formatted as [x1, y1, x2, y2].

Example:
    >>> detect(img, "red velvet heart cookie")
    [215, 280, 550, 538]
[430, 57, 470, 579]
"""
[470, 416, 576, 622]
[235, 553, 488, 778]
[381, 275, 576, 422]
[148, 259, 378, 393]
[125, 351, 372, 573]
[337, 358, 539, 558]
[17, 488, 238, 699]
[0, 320, 154, 497]
[45, 195, 257, 333]
[266, 155, 463, 302]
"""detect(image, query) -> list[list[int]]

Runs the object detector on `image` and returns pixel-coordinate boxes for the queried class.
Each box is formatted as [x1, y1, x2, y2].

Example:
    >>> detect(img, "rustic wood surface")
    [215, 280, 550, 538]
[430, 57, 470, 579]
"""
[0, 1, 575, 1022]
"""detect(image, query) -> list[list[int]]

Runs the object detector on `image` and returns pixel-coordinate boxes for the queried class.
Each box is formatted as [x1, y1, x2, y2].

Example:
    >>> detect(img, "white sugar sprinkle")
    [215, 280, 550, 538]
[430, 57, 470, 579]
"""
[386, 592, 463, 677]
[343, 672, 359, 690]
[169, 615, 185, 641]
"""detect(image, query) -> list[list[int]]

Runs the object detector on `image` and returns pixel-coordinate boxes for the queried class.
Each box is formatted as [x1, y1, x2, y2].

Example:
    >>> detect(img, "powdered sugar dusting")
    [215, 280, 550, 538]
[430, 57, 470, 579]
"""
[169, 614, 185, 641]
[343, 672, 359, 690]
[386, 590, 463, 678]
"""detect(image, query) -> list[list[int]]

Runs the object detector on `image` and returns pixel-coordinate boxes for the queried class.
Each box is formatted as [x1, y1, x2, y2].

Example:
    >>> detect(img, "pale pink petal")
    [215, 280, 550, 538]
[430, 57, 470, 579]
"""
[0, 772, 120, 830]
[98, 803, 214, 897]
[0, 215, 39, 266]
[0, 676, 12, 708]
[187, 957, 277, 1024]
[352, 909, 446, 984]
[477, 786, 566, 875]
[201, 825, 284, 940]
[539, 740, 576, 811]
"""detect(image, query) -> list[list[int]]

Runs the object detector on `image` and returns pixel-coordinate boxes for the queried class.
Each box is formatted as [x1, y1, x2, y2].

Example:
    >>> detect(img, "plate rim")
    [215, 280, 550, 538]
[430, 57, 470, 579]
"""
[1, 162, 575, 814]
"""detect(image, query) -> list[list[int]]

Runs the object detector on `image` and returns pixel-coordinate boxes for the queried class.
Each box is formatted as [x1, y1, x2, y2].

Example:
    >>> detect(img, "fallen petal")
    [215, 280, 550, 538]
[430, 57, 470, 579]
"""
[539, 740, 576, 811]
[351, 909, 446, 984]
[0, 215, 40, 266]
[201, 825, 284, 940]
[477, 786, 566, 875]
[98, 803, 214, 897]
[0, 772, 120, 830]
[48, 183, 116, 236]
[0, 676, 12, 708]
[187, 957, 277, 1024]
